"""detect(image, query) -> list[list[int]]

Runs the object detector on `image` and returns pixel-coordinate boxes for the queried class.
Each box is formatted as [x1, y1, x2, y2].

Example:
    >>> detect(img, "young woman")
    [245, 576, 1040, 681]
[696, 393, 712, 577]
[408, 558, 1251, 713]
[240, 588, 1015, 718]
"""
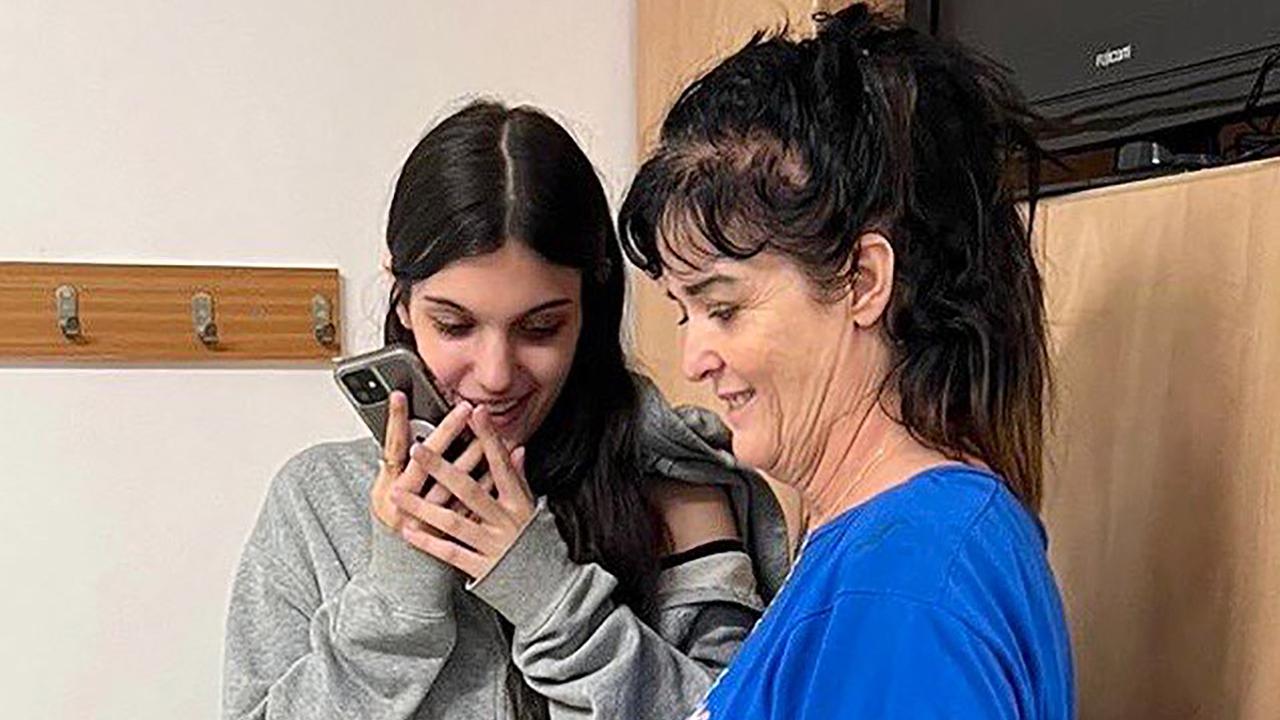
[619, 5, 1074, 718]
[222, 101, 790, 720]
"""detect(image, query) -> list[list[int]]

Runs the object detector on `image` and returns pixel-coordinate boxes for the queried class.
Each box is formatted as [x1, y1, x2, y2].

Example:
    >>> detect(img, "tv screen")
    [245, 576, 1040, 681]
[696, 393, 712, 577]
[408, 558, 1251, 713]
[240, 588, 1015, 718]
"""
[911, 0, 1280, 151]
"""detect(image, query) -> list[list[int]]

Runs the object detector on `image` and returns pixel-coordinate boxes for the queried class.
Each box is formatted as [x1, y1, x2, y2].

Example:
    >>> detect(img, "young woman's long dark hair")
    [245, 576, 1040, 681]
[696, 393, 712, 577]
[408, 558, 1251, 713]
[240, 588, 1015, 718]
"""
[384, 100, 662, 719]
[619, 4, 1050, 511]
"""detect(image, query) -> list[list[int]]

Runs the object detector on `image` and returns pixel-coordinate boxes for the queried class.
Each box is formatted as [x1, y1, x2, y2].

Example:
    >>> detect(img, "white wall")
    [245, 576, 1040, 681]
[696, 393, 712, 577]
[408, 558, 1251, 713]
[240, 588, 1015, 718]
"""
[0, 2, 635, 717]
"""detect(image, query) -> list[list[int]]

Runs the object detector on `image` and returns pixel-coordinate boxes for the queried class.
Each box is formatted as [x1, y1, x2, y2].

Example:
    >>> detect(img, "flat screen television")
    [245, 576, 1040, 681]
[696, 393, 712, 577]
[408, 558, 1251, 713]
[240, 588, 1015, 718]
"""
[907, 0, 1280, 152]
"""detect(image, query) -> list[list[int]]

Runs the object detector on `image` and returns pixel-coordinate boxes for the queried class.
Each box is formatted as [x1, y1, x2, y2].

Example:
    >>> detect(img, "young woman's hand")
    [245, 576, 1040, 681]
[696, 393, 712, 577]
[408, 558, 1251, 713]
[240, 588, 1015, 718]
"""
[389, 405, 537, 580]
[371, 392, 479, 533]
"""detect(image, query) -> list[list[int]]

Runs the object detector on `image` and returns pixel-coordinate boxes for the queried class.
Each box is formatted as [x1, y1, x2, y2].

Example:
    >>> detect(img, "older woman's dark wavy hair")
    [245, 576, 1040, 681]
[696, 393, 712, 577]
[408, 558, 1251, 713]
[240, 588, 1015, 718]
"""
[619, 4, 1050, 511]
[384, 100, 660, 719]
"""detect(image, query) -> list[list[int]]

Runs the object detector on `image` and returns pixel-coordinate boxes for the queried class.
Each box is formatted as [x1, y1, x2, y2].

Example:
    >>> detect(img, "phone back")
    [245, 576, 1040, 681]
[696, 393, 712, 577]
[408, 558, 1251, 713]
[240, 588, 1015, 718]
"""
[333, 345, 452, 446]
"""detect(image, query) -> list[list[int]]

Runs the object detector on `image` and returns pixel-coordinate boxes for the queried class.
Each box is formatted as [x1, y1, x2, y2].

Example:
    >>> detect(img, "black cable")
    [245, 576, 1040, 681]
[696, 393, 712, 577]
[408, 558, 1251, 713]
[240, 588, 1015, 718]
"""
[1242, 48, 1280, 134]
[1223, 48, 1280, 161]
[1234, 134, 1280, 163]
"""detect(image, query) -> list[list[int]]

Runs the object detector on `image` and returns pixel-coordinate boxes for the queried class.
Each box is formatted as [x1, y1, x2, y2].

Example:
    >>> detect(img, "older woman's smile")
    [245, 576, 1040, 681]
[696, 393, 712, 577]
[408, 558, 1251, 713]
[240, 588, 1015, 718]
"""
[719, 388, 755, 414]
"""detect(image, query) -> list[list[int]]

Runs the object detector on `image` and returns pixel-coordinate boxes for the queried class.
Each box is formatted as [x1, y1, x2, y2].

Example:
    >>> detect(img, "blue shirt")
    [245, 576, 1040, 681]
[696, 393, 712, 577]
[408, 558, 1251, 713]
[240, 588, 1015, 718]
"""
[690, 466, 1074, 719]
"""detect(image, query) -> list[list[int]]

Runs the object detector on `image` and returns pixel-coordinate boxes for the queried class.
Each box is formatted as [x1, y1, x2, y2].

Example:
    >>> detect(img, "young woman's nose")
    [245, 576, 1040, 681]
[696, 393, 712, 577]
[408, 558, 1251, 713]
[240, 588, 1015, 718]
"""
[473, 331, 516, 395]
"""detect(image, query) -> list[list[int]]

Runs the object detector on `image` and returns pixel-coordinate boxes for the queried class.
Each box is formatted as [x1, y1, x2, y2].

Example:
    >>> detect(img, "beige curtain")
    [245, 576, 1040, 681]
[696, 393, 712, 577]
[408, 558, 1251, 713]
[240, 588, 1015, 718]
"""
[1037, 157, 1280, 719]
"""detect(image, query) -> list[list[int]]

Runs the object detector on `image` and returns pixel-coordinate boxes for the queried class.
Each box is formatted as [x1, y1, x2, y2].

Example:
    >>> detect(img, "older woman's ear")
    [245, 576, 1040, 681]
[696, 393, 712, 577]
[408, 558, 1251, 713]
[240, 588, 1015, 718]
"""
[848, 231, 895, 329]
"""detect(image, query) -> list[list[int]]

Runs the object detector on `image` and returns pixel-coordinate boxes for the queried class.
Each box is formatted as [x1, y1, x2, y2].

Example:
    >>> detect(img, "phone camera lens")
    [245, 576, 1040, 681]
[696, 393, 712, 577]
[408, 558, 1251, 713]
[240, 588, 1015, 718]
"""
[342, 369, 389, 405]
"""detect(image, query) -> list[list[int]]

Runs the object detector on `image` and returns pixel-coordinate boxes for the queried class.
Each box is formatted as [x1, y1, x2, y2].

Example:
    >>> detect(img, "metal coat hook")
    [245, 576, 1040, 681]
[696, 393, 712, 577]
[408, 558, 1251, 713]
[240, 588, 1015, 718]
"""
[55, 284, 82, 340]
[311, 294, 336, 347]
[191, 292, 219, 346]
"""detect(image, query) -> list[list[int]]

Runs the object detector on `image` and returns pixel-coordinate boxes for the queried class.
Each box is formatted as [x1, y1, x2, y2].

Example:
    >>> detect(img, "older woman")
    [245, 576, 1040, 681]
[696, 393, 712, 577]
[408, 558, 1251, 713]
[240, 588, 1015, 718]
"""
[619, 5, 1073, 719]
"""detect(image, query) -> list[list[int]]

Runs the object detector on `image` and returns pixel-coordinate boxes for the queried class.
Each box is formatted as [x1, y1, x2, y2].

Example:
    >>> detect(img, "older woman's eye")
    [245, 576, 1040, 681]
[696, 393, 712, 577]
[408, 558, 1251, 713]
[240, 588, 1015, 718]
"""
[709, 305, 739, 324]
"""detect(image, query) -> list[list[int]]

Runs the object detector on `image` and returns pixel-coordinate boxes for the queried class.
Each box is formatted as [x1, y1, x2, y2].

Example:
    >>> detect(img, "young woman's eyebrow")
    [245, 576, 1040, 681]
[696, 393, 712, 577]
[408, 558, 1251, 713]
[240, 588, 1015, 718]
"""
[519, 298, 574, 317]
[419, 296, 472, 314]
[419, 295, 573, 317]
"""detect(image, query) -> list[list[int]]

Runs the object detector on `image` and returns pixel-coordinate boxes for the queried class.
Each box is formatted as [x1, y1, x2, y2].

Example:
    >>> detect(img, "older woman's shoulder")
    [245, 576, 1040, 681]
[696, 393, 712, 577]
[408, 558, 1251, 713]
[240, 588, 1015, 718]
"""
[810, 466, 1043, 605]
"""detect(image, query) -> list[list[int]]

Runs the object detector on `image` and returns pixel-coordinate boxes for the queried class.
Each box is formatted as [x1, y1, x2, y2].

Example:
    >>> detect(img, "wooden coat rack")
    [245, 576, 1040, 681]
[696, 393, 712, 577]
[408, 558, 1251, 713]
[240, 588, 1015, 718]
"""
[0, 262, 342, 363]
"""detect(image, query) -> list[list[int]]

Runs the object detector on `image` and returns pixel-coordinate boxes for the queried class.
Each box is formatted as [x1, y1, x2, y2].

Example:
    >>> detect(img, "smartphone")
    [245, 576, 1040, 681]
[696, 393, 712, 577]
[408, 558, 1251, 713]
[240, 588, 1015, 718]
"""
[333, 345, 476, 474]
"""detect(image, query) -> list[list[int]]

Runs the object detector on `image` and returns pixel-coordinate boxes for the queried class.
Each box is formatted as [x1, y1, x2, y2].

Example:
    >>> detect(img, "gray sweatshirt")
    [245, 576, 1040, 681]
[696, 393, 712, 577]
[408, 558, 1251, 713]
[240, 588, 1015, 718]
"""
[222, 382, 790, 720]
